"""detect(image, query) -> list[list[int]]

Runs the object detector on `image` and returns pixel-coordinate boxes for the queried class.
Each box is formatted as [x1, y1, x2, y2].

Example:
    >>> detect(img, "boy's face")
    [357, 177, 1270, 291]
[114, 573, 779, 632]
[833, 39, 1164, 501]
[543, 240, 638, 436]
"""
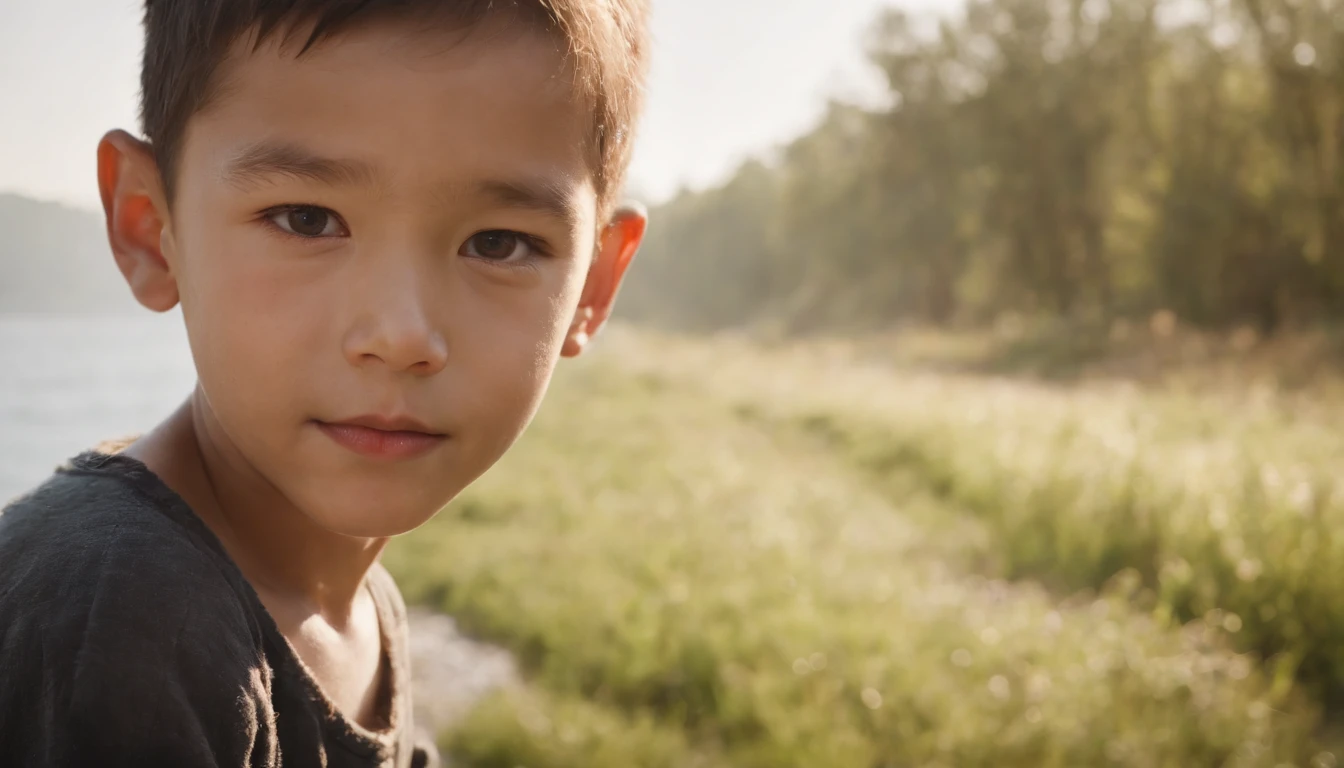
[100, 18, 644, 537]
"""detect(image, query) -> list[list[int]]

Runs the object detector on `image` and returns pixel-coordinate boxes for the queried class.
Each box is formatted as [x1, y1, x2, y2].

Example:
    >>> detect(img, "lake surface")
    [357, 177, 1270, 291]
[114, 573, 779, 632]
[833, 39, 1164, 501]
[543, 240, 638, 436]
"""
[0, 314, 197, 504]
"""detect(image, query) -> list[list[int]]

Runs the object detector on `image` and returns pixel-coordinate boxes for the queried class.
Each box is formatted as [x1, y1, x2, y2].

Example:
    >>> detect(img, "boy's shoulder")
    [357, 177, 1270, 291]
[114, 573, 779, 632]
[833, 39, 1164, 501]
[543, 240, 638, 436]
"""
[0, 450, 265, 666]
[1, 451, 252, 613]
[0, 450, 261, 636]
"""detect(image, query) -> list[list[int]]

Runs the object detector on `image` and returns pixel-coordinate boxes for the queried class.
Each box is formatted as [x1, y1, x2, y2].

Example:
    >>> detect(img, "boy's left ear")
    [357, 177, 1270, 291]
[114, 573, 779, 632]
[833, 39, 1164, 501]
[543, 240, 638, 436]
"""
[562, 204, 648, 358]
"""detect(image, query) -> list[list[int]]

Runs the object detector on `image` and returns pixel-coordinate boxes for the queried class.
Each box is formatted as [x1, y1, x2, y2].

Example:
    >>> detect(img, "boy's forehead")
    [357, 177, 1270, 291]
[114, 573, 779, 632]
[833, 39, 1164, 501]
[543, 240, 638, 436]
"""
[181, 15, 600, 222]
[207, 13, 583, 117]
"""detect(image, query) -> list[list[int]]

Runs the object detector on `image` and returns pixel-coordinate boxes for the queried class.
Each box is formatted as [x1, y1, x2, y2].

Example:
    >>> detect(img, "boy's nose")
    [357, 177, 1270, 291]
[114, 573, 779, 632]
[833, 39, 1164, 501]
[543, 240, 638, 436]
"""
[342, 280, 448, 376]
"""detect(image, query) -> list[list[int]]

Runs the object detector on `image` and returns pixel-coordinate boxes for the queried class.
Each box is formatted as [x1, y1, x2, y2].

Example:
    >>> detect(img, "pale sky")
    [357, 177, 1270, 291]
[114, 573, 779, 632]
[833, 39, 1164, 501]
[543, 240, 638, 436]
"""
[0, 0, 959, 212]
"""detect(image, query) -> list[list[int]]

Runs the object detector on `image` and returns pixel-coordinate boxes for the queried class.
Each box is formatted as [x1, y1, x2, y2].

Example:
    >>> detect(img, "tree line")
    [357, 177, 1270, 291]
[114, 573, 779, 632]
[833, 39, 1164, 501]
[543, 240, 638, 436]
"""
[623, 0, 1344, 334]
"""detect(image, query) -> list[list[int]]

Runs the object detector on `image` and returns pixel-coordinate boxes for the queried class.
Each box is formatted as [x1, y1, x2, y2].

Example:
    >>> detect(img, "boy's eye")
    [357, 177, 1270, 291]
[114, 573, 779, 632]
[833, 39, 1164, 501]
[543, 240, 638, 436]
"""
[267, 206, 346, 238]
[461, 231, 535, 262]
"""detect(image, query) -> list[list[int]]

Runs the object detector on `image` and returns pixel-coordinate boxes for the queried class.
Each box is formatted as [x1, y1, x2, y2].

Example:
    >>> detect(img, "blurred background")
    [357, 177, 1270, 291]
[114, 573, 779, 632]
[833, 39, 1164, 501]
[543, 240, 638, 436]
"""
[5, 0, 1344, 765]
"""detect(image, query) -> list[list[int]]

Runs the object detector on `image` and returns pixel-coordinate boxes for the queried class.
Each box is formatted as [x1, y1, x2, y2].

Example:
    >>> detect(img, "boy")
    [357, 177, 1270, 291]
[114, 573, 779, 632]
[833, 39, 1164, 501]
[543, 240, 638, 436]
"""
[0, 0, 649, 765]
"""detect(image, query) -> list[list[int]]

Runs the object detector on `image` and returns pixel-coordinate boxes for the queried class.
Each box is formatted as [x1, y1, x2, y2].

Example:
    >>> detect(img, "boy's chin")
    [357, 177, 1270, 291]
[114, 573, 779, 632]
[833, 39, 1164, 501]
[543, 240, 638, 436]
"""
[292, 482, 452, 539]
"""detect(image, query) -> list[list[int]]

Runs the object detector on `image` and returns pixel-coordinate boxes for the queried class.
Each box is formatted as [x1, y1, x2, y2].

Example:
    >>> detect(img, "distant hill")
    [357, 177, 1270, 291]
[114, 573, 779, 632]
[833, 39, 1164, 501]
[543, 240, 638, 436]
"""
[0, 194, 139, 314]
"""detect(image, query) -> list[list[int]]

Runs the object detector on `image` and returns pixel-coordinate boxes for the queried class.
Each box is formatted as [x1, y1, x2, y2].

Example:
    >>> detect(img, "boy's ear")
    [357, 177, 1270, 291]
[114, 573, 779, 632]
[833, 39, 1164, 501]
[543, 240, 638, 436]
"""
[562, 203, 648, 358]
[97, 129, 179, 313]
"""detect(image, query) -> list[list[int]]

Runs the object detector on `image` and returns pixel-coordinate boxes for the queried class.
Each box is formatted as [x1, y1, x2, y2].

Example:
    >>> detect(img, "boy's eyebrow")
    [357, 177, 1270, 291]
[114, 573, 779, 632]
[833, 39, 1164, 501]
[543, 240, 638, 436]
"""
[223, 141, 584, 228]
[473, 178, 584, 231]
[222, 141, 379, 188]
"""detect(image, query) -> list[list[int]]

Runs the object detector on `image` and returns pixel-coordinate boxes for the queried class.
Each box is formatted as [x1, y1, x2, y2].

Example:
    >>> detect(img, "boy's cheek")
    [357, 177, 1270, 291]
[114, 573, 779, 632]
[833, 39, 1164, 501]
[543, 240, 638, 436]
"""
[183, 303, 561, 535]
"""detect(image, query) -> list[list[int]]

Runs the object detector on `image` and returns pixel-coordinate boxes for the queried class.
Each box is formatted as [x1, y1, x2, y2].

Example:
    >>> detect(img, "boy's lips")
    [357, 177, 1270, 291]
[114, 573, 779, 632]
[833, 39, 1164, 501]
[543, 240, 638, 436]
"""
[314, 415, 447, 461]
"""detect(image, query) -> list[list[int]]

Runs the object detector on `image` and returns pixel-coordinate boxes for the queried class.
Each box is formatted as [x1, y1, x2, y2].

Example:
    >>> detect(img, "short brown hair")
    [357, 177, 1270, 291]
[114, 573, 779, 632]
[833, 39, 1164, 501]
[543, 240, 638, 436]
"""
[139, 0, 649, 216]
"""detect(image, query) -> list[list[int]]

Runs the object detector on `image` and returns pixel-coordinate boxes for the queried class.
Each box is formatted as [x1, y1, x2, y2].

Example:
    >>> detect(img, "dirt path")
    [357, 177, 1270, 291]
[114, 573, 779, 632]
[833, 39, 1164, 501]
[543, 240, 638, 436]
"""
[406, 608, 519, 746]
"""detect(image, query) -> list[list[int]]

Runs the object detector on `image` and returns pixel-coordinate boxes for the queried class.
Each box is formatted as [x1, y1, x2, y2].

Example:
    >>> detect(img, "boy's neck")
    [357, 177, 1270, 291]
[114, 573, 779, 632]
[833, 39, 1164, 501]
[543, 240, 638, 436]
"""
[125, 391, 387, 623]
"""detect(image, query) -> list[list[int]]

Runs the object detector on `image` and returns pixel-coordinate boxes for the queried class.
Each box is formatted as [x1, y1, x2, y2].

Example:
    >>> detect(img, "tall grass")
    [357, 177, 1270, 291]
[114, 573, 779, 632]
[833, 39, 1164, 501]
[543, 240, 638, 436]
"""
[386, 330, 1330, 766]
[612, 330, 1344, 708]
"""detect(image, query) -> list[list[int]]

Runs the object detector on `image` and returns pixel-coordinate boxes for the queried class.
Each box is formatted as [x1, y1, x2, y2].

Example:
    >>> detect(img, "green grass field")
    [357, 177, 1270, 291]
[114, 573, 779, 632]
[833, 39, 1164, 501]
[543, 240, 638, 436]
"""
[384, 327, 1344, 767]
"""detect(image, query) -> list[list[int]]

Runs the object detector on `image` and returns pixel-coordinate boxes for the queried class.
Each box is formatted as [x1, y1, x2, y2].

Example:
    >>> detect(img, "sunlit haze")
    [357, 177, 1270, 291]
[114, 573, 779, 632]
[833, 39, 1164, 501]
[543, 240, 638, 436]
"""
[0, 0, 959, 211]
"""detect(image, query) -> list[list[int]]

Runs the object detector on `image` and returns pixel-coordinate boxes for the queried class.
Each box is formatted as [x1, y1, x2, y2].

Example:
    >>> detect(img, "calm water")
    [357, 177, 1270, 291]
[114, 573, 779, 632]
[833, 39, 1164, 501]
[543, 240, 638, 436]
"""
[0, 314, 197, 504]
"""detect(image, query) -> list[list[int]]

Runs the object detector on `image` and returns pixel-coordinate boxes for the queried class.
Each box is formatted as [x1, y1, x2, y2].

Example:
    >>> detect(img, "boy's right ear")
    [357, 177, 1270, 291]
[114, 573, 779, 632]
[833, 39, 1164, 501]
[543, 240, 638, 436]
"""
[97, 130, 179, 313]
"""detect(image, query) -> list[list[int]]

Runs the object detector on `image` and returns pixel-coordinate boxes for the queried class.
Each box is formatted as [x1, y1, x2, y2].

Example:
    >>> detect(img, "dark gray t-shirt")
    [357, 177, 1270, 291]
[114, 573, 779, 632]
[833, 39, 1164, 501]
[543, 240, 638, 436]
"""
[0, 451, 437, 768]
